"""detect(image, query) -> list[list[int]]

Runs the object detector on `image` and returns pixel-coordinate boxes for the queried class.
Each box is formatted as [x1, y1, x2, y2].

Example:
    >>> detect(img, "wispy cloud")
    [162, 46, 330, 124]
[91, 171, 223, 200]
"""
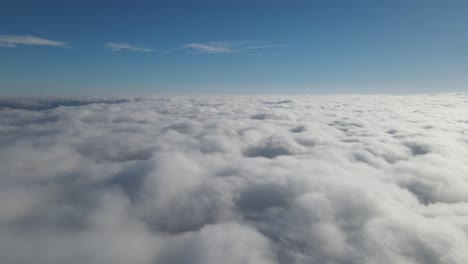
[104, 42, 154, 52]
[0, 35, 69, 48]
[181, 41, 287, 54]
[244, 44, 288, 50]
[182, 43, 233, 53]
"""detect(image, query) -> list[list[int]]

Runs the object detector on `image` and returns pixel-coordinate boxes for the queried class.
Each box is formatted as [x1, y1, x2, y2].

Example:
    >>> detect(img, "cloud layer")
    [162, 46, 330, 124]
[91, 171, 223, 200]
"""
[0, 35, 69, 48]
[1, 94, 468, 263]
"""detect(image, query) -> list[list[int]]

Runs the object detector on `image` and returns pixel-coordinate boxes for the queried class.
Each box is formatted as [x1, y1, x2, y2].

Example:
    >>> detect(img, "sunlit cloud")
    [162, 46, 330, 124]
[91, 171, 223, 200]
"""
[1, 94, 468, 263]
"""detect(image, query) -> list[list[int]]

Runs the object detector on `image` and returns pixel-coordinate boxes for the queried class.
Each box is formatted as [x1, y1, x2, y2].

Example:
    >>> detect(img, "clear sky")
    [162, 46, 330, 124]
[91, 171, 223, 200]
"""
[1, 0, 468, 95]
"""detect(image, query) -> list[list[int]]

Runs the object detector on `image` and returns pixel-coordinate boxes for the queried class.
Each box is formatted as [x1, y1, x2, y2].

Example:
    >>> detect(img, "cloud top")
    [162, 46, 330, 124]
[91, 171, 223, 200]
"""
[1, 93, 468, 263]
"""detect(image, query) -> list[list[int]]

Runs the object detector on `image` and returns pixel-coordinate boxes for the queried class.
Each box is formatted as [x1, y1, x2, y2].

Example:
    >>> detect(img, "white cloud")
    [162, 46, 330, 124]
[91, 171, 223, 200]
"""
[0, 35, 69, 48]
[1, 93, 468, 263]
[105, 42, 154, 52]
[182, 42, 235, 53]
[181, 41, 287, 53]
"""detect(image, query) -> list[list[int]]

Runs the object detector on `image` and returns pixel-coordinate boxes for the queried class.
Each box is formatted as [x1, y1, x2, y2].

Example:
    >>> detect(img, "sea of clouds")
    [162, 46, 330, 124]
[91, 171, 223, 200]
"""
[1, 94, 468, 264]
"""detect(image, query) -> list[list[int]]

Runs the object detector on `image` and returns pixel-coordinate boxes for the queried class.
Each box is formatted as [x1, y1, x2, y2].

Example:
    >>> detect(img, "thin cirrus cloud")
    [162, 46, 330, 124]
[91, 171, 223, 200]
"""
[181, 41, 287, 53]
[0, 36, 284, 54]
[0, 35, 69, 48]
[104, 42, 155, 52]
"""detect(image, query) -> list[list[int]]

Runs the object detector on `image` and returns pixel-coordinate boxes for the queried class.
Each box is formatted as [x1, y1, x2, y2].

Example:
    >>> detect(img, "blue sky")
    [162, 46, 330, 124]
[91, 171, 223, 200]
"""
[1, 0, 468, 95]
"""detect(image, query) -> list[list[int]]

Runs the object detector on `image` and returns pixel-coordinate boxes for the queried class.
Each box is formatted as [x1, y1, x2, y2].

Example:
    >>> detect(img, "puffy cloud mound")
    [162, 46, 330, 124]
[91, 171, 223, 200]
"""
[1, 93, 468, 264]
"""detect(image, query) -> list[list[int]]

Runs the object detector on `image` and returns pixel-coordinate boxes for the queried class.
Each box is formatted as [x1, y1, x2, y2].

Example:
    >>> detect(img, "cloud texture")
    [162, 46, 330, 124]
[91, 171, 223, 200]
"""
[181, 41, 286, 53]
[1, 94, 468, 263]
[0, 35, 69, 48]
[105, 42, 154, 52]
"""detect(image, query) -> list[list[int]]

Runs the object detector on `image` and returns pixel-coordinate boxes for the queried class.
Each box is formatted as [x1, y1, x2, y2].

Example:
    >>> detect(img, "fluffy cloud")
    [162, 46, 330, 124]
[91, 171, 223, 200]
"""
[0, 35, 69, 48]
[1, 93, 468, 263]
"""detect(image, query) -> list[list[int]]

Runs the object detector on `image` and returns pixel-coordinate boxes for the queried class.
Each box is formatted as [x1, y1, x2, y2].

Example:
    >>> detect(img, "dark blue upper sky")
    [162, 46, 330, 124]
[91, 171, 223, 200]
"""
[1, 0, 468, 95]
